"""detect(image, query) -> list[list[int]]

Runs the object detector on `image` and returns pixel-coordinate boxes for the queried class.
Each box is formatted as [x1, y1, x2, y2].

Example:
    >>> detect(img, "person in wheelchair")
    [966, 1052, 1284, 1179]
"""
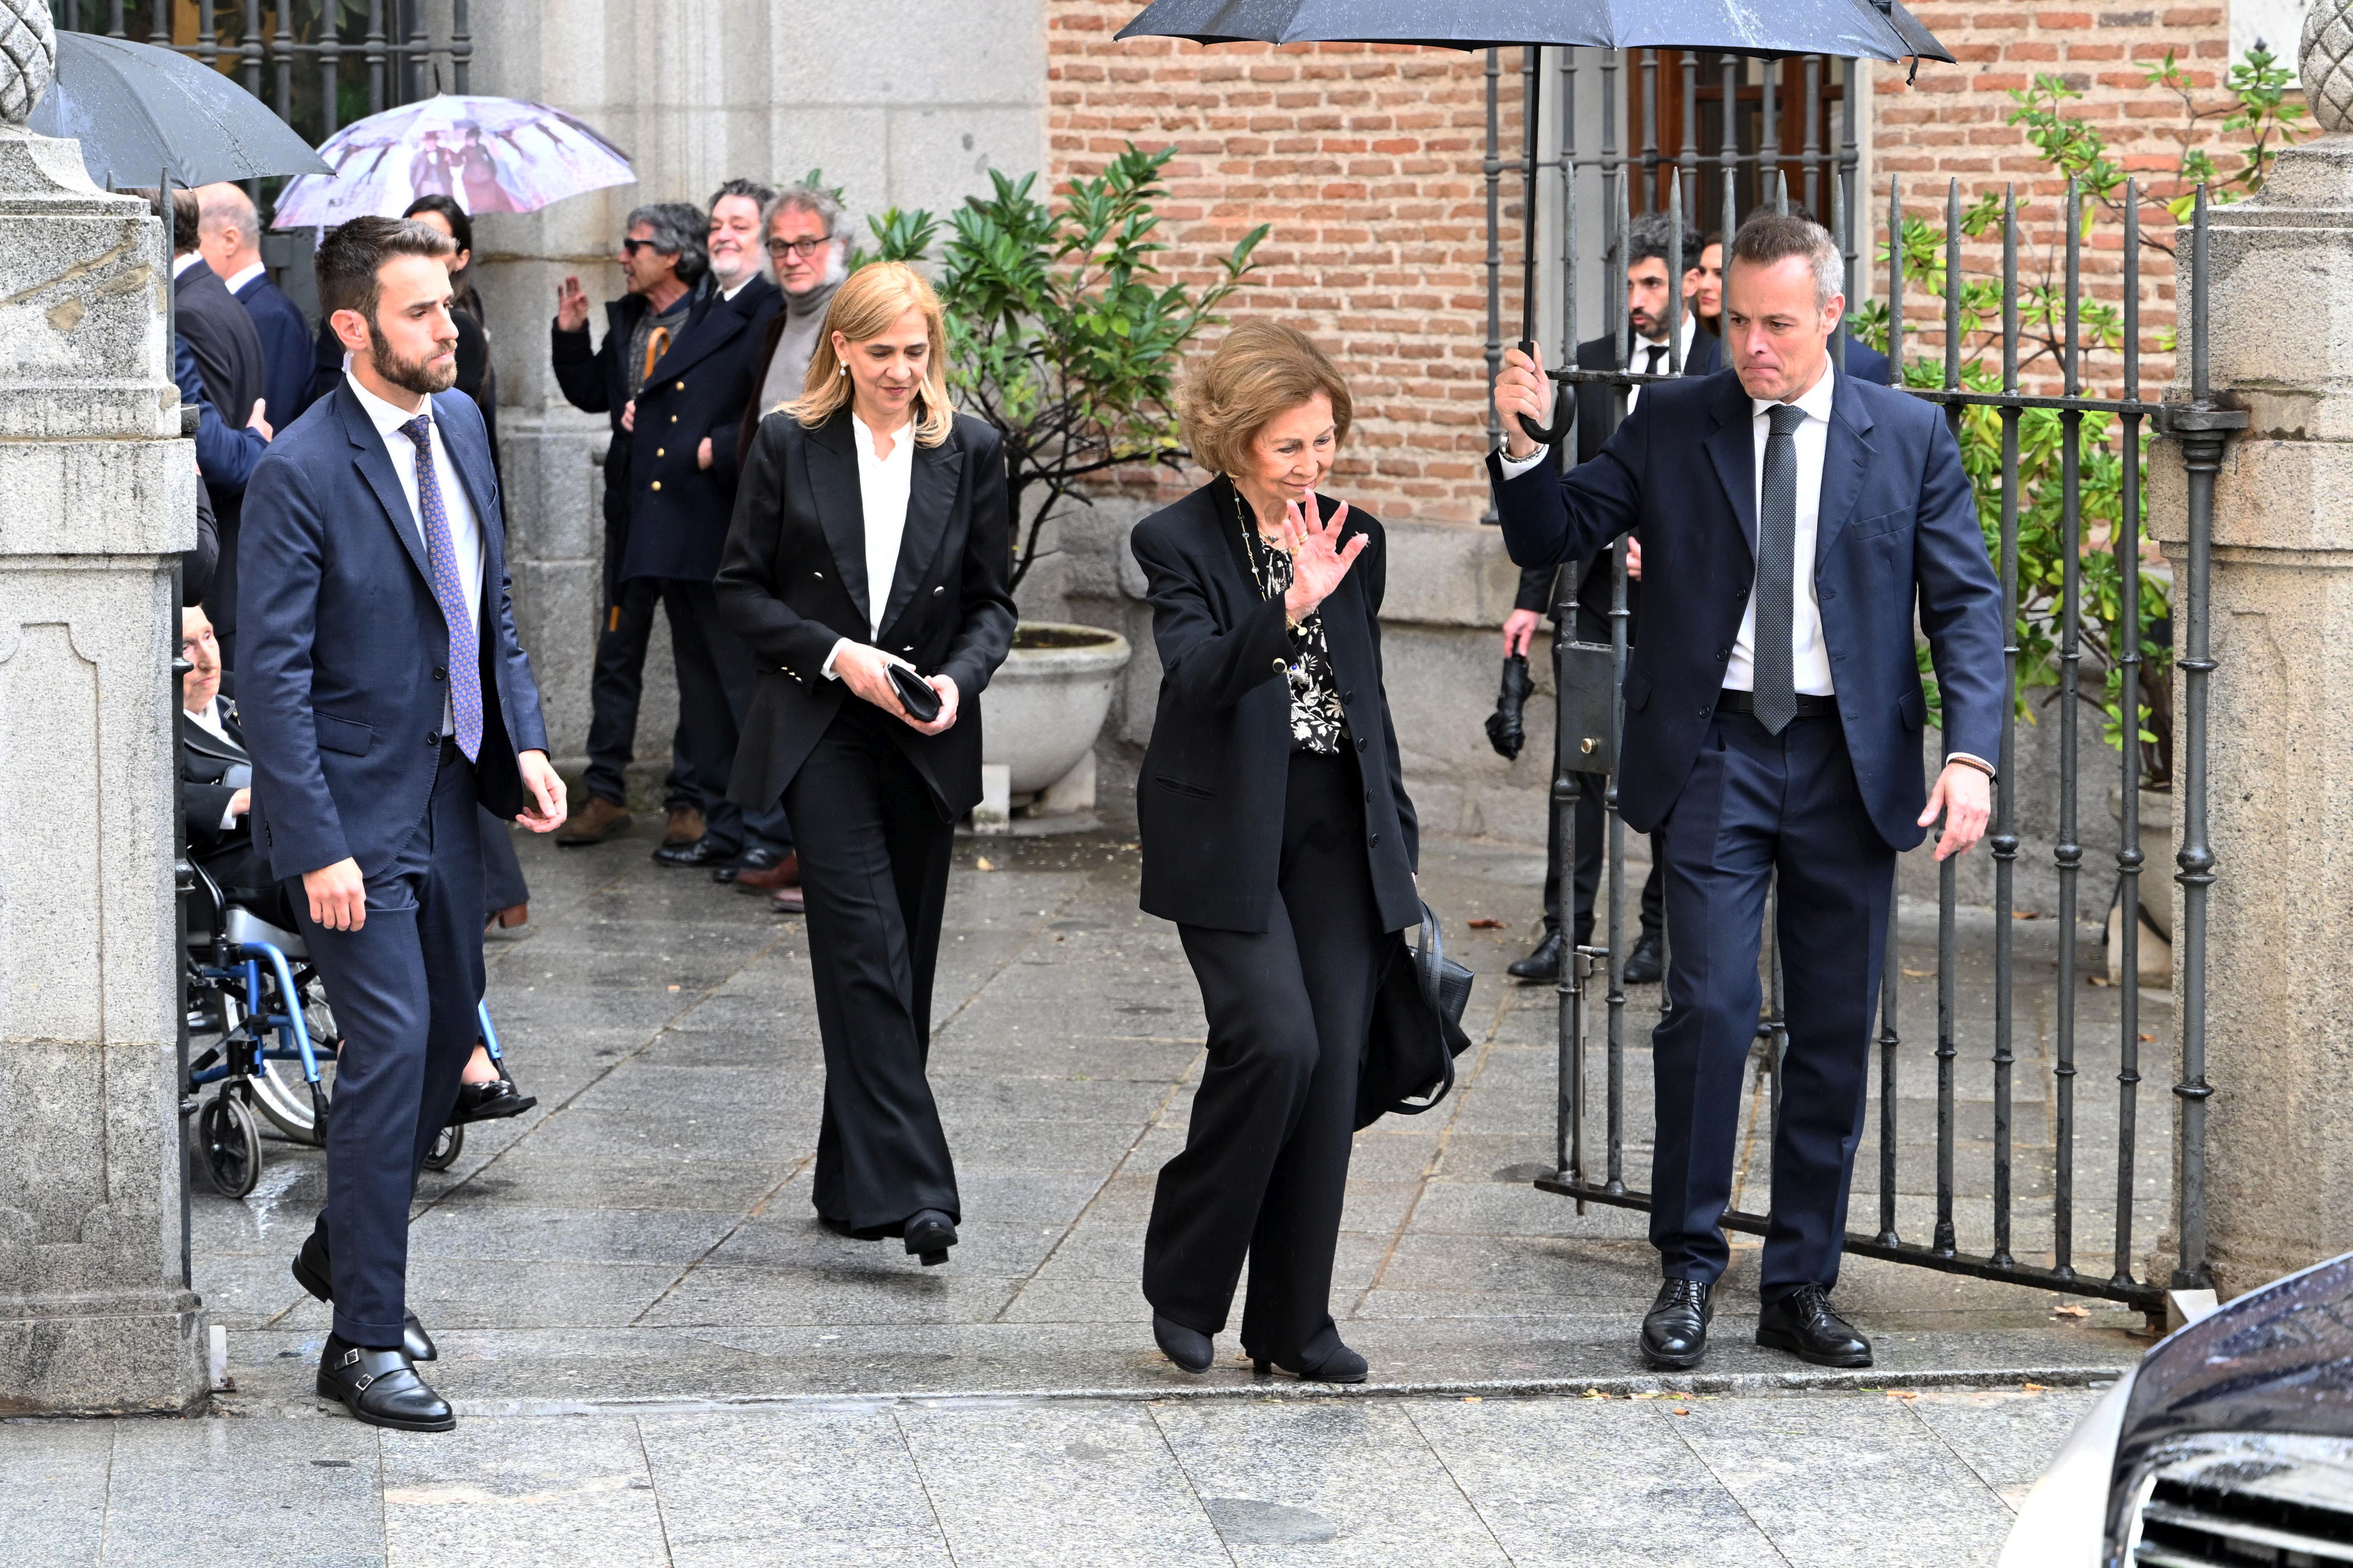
[180, 605, 532, 1127]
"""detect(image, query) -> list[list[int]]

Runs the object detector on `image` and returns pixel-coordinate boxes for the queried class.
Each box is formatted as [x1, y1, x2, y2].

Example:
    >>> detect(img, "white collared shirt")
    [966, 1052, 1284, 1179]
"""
[822, 412, 918, 677]
[346, 372, 485, 731]
[1727, 360, 1838, 697]
[171, 252, 206, 281]
[222, 260, 267, 295]
[719, 273, 756, 301]
[1627, 313, 1699, 413]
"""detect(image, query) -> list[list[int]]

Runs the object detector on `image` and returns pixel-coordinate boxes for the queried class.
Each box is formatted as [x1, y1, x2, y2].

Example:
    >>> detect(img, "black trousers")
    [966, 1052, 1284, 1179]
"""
[663, 578, 790, 856]
[1544, 771, 1664, 948]
[786, 702, 958, 1232]
[1649, 710, 1895, 1300]
[583, 575, 692, 811]
[292, 744, 483, 1345]
[1144, 749, 1383, 1367]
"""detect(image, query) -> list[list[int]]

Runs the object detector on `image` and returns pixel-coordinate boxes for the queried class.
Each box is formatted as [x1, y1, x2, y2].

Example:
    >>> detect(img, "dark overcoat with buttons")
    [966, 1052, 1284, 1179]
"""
[1129, 483, 1421, 936]
[550, 275, 782, 584]
[713, 406, 1018, 820]
[1491, 366, 2003, 852]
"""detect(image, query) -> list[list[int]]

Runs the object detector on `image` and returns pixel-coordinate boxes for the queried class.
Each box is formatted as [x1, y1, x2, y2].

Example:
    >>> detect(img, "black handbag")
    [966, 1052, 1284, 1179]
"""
[1355, 901, 1477, 1129]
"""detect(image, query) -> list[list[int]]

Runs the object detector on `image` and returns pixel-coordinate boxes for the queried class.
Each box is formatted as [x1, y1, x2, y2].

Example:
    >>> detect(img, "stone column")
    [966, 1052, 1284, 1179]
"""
[0, 21, 207, 1412]
[2148, 99, 2353, 1294]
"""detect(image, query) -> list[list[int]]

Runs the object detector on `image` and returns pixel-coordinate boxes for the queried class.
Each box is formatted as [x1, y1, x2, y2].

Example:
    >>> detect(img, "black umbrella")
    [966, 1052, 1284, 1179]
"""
[1118, 0, 1952, 439]
[27, 32, 331, 190]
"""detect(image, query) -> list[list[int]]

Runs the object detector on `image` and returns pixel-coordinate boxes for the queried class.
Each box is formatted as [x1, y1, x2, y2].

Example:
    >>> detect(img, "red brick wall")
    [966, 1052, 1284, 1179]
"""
[1048, 0, 1522, 524]
[1868, 4, 2271, 398]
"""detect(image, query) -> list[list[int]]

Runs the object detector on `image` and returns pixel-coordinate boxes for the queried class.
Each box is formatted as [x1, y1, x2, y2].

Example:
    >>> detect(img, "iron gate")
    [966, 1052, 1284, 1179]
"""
[1483, 47, 2228, 1316]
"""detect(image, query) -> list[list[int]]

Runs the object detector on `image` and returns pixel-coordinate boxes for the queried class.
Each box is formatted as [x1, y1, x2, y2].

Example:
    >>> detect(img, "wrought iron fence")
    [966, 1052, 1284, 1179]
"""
[1485, 48, 2227, 1316]
[50, 0, 468, 151]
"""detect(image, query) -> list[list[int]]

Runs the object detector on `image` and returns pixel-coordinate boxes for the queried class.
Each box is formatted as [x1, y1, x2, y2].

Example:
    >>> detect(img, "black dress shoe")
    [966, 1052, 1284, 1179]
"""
[1622, 932, 1664, 986]
[1641, 1278, 1714, 1370]
[714, 845, 785, 885]
[450, 1077, 536, 1125]
[903, 1209, 957, 1266]
[317, 1334, 454, 1432]
[1508, 930, 1567, 982]
[1756, 1283, 1873, 1367]
[1154, 1313, 1214, 1373]
[292, 1240, 437, 1363]
[653, 834, 736, 869]
[1250, 1342, 1369, 1383]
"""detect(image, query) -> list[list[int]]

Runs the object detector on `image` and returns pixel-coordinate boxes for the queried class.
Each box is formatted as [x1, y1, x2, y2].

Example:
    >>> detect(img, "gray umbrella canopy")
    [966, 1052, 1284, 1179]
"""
[1116, 0, 1953, 62]
[27, 32, 332, 190]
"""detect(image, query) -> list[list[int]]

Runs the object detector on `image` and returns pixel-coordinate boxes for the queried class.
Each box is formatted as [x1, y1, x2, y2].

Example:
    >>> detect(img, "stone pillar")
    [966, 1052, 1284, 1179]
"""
[2149, 118, 2353, 1297]
[0, 23, 207, 1412]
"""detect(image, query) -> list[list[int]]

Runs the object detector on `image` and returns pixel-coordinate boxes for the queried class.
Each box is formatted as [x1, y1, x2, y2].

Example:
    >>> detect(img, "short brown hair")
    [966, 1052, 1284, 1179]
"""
[1179, 321, 1353, 480]
[317, 216, 456, 325]
[1727, 211, 1844, 311]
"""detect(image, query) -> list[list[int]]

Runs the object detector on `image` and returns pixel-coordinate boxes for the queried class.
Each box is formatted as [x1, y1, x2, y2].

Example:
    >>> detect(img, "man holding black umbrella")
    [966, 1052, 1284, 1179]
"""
[1492, 211, 2002, 1373]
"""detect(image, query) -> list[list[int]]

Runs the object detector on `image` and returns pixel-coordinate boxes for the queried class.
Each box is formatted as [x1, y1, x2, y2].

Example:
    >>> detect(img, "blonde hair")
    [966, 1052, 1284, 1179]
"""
[785, 261, 955, 447]
[1178, 320, 1353, 480]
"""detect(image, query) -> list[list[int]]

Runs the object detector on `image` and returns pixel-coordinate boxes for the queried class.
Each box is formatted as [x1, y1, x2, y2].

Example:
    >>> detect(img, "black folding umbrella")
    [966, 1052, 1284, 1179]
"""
[27, 32, 331, 190]
[1118, 0, 1952, 439]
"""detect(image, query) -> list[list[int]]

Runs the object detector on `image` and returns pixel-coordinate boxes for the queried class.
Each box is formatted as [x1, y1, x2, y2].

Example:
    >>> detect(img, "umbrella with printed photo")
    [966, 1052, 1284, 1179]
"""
[1116, 0, 1953, 442]
[270, 94, 635, 230]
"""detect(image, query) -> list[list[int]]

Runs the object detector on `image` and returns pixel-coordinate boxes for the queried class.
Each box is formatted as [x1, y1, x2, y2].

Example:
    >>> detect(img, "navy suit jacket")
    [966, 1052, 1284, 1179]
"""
[237, 379, 549, 881]
[1493, 364, 2003, 852]
[231, 271, 315, 437]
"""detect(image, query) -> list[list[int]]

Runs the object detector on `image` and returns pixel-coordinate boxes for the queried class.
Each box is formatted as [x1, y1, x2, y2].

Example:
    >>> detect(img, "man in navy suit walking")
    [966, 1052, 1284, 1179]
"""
[239, 216, 568, 1430]
[1492, 212, 2003, 1372]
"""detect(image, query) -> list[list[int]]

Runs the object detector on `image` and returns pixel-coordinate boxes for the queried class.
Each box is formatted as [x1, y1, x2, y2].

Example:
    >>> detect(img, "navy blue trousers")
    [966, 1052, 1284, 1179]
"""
[1649, 709, 1895, 1300]
[294, 744, 485, 1345]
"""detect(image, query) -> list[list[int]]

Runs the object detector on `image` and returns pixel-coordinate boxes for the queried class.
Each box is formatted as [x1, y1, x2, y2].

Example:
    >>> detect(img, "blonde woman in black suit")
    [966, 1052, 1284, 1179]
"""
[1130, 322, 1423, 1383]
[716, 263, 1017, 1266]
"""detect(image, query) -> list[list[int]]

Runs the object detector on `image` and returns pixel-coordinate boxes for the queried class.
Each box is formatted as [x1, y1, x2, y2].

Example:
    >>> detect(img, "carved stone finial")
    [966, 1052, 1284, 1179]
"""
[2304, 0, 2353, 134]
[0, 0, 55, 125]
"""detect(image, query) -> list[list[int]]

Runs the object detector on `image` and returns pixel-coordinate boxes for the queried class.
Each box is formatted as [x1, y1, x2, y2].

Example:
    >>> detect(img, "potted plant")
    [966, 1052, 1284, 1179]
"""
[871, 147, 1266, 821]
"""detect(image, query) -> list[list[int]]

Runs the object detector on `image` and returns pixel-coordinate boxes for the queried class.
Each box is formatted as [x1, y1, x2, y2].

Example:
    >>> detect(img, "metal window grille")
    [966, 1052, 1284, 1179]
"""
[1488, 48, 2229, 1315]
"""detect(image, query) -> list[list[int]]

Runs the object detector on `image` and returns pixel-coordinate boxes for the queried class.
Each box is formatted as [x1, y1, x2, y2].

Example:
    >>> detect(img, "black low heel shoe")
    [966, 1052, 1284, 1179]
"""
[1249, 1343, 1368, 1384]
[291, 1241, 437, 1363]
[903, 1209, 957, 1266]
[1153, 1314, 1214, 1373]
[317, 1334, 454, 1432]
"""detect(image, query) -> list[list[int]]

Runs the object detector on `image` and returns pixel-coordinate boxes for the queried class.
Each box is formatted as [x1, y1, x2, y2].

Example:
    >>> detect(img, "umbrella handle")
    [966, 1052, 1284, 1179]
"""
[1512, 339, 1575, 448]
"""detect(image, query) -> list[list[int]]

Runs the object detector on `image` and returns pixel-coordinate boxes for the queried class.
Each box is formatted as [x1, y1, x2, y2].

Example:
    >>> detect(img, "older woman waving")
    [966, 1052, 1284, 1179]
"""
[1132, 321, 1422, 1383]
[717, 262, 1016, 1267]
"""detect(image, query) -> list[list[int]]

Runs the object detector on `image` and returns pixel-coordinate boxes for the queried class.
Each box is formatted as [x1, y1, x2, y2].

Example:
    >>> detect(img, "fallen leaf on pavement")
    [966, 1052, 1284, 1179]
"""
[1887, 1389, 1919, 1400]
[1468, 918, 1505, 929]
[975, 857, 996, 872]
[2052, 1305, 2090, 1319]
[2022, 1383, 2049, 1393]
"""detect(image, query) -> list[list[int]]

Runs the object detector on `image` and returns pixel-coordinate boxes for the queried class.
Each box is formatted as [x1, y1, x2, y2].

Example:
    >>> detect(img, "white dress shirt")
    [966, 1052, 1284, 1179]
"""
[823, 412, 917, 677]
[1727, 361, 1837, 696]
[347, 373, 485, 732]
[222, 260, 267, 295]
[171, 252, 206, 281]
[1626, 312, 1699, 413]
[720, 274, 757, 302]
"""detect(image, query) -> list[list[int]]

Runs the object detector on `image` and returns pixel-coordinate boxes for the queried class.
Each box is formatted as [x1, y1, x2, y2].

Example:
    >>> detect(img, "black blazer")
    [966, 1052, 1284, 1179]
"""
[554, 277, 783, 583]
[1129, 482, 1420, 936]
[177, 262, 265, 429]
[714, 407, 1018, 820]
[180, 674, 252, 856]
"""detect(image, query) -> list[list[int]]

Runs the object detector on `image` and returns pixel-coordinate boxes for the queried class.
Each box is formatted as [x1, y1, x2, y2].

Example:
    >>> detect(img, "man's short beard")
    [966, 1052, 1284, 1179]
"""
[367, 321, 457, 396]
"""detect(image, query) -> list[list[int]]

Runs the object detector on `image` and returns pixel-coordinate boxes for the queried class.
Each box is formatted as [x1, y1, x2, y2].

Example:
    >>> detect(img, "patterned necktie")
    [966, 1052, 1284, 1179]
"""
[1752, 402, 1809, 736]
[397, 415, 482, 762]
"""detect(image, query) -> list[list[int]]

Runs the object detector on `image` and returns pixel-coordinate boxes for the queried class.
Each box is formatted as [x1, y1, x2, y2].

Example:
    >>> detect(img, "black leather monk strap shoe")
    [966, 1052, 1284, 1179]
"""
[1756, 1283, 1873, 1367]
[316, 1334, 454, 1432]
[1641, 1278, 1715, 1369]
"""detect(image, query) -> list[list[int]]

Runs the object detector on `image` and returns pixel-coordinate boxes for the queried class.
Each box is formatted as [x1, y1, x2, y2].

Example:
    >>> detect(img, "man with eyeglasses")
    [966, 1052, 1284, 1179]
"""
[735, 183, 851, 483]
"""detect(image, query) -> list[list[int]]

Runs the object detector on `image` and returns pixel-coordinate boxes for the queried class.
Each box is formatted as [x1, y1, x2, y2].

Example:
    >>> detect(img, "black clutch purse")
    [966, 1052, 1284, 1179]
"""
[887, 663, 941, 724]
[1355, 900, 1476, 1129]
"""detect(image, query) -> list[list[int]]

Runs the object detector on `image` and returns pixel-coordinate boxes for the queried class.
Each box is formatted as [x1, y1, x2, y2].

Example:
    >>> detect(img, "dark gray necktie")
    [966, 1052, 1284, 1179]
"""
[1753, 402, 1808, 735]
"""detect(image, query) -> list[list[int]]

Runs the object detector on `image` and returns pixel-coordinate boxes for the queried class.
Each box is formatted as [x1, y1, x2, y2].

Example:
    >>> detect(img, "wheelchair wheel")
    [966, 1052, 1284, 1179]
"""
[423, 1123, 463, 1172]
[197, 1092, 261, 1199]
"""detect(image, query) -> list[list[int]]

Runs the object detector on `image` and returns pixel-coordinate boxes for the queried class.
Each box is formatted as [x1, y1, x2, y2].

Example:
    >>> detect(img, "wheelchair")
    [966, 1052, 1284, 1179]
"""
[181, 861, 503, 1197]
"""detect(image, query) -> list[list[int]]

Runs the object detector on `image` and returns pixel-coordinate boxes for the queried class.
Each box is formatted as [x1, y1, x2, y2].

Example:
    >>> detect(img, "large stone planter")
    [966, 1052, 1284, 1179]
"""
[976, 621, 1132, 829]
